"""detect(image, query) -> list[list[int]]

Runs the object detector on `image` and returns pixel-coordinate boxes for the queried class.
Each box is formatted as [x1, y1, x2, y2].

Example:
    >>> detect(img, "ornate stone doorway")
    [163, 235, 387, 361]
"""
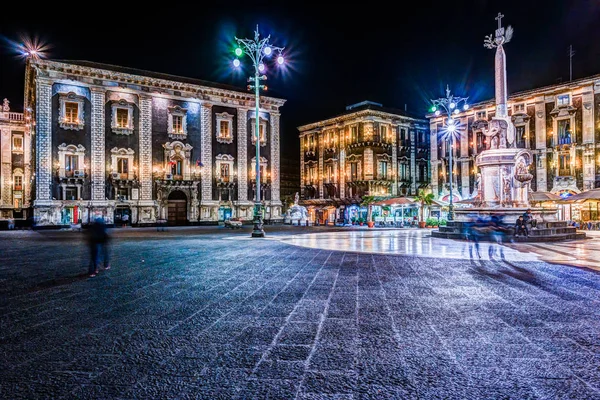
[167, 190, 188, 225]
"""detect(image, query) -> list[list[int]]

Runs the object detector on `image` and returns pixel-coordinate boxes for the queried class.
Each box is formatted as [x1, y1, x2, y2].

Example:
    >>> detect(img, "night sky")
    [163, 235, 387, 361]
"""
[1, 0, 599, 161]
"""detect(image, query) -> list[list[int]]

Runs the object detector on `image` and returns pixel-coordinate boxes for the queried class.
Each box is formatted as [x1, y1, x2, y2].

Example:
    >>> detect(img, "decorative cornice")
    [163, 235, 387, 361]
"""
[298, 109, 425, 132]
[32, 59, 286, 108]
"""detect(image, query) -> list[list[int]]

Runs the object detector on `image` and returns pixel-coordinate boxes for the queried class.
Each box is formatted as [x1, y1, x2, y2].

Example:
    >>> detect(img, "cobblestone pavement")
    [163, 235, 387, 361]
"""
[1, 226, 600, 399]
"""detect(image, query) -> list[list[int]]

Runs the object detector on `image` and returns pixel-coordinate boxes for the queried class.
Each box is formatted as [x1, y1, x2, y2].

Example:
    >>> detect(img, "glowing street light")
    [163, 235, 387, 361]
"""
[430, 85, 469, 221]
[232, 25, 285, 238]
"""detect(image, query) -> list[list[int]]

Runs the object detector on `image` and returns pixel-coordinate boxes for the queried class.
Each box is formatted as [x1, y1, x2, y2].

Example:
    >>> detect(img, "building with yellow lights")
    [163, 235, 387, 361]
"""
[297, 101, 429, 224]
[0, 98, 29, 224]
[427, 74, 600, 211]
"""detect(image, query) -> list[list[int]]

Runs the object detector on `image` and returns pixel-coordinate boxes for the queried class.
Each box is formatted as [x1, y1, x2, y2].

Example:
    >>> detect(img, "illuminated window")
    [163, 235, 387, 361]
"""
[251, 118, 267, 146]
[380, 125, 387, 142]
[111, 100, 134, 135]
[117, 158, 129, 174]
[168, 106, 188, 139]
[65, 154, 78, 177]
[351, 126, 358, 143]
[220, 163, 230, 181]
[350, 163, 358, 181]
[12, 135, 23, 152]
[14, 175, 22, 191]
[476, 111, 487, 120]
[379, 161, 388, 179]
[65, 102, 79, 123]
[171, 160, 183, 177]
[514, 103, 525, 113]
[220, 120, 230, 138]
[557, 94, 570, 106]
[400, 163, 408, 180]
[172, 115, 183, 134]
[116, 109, 128, 128]
[558, 120, 572, 145]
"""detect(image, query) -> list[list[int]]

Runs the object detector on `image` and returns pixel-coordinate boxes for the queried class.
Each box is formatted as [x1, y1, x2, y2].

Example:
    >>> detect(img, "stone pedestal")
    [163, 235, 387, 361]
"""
[476, 148, 532, 207]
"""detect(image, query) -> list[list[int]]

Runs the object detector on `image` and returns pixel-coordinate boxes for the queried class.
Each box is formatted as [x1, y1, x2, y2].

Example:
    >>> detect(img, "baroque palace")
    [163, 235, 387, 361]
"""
[297, 101, 429, 224]
[22, 59, 285, 226]
[428, 74, 600, 203]
[0, 99, 28, 220]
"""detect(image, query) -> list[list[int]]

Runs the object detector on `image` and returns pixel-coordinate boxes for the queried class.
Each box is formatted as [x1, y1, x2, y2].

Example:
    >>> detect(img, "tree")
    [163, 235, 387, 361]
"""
[360, 195, 382, 222]
[416, 189, 434, 223]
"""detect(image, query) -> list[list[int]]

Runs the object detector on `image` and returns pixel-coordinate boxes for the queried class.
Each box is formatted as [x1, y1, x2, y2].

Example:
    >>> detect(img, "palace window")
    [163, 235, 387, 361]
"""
[220, 163, 230, 182]
[559, 154, 570, 174]
[351, 126, 358, 143]
[558, 119, 572, 145]
[216, 112, 234, 143]
[515, 125, 526, 148]
[325, 164, 334, 182]
[514, 103, 525, 113]
[57, 143, 86, 178]
[117, 158, 129, 174]
[216, 154, 235, 183]
[418, 164, 426, 182]
[251, 117, 267, 146]
[400, 163, 408, 180]
[171, 159, 183, 177]
[14, 175, 22, 191]
[400, 128, 407, 142]
[111, 100, 134, 135]
[350, 163, 358, 181]
[476, 111, 487, 120]
[58, 92, 85, 130]
[65, 154, 78, 177]
[379, 161, 388, 179]
[309, 135, 315, 149]
[167, 105, 188, 139]
[380, 125, 388, 142]
[12, 135, 23, 153]
[65, 187, 78, 200]
[110, 148, 135, 180]
[557, 94, 570, 106]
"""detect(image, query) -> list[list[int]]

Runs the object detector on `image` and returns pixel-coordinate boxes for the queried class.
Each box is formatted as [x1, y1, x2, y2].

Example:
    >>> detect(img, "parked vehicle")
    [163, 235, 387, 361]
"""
[224, 217, 243, 229]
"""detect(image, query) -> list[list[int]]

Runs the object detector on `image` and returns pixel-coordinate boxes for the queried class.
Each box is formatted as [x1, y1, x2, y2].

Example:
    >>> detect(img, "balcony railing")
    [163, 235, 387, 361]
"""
[59, 168, 86, 179]
[0, 112, 24, 122]
[558, 169, 572, 177]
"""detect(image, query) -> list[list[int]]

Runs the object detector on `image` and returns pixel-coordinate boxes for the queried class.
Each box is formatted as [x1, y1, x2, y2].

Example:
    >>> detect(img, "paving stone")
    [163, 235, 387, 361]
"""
[2, 226, 600, 398]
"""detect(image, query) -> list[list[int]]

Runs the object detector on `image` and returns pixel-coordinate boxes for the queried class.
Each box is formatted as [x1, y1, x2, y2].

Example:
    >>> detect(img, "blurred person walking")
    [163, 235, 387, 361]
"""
[88, 217, 111, 277]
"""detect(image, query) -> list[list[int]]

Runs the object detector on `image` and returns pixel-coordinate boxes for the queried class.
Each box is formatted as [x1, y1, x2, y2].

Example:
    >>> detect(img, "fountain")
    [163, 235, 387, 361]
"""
[433, 13, 584, 241]
[284, 192, 309, 225]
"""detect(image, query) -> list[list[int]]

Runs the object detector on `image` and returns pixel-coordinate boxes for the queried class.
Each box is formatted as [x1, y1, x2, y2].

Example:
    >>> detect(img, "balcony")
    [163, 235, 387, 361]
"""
[347, 141, 392, 150]
[58, 168, 86, 183]
[558, 169, 572, 177]
[216, 174, 237, 188]
[110, 172, 136, 181]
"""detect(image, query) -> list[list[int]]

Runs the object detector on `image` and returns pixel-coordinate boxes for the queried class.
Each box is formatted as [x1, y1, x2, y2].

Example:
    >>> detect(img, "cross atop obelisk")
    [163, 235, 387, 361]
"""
[495, 12, 504, 30]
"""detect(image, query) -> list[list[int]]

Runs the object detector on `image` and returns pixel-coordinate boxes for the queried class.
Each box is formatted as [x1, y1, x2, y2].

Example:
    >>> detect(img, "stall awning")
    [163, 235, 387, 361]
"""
[559, 189, 600, 202]
[529, 191, 562, 202]
[373, 197, 416, 207]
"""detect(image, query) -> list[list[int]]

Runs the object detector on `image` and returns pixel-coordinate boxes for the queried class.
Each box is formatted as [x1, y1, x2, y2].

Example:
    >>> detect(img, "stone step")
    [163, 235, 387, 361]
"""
[431, 230, 586, 242]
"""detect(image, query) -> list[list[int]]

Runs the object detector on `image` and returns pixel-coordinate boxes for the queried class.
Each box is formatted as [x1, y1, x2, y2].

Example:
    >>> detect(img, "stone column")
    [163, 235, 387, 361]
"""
[237, 108, 248, 202]
[270, 112, 280, 203]
[24, 128, 32, 208]
[318, 130, 324, 199]
[201, 103, 213, 202]
[409, 128, 416, 196]
[582, 91, 595, 190]
[338, 127, 345, 199]
[391, 125, 397, 196]
[300, 135, 305, 199]
[462, 161, 471, 196]
[430, 124, 438, 197]
[90, 87, 106, 201]
[139, 95, 153, 201]
[1, 129, 10, 207]
[534, 100, 547, 191]
[35, 80, 52, 203]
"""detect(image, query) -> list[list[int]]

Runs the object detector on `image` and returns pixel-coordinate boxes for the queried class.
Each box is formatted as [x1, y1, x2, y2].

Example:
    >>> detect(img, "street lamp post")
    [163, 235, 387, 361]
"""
[233, 26, 285, 237]
[431, 85, 469, 221]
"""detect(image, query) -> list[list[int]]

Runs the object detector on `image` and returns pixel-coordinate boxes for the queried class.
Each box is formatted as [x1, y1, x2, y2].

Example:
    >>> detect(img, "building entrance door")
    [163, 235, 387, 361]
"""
[218, 206, 232, 221]
[167, 191, 188, 225]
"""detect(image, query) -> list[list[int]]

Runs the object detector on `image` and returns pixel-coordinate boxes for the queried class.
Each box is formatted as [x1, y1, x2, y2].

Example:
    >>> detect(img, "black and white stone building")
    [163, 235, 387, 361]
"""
[0, 98, 29, 221]
[24, 59, 285, 226]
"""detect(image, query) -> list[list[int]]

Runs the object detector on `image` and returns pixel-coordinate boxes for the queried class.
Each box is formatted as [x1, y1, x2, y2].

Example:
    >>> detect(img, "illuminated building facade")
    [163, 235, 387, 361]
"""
[24, 59, 285, 226]
[297, 101, 429, 224]
[0, 98, 29, 221]
[428, 74, 600, 202]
